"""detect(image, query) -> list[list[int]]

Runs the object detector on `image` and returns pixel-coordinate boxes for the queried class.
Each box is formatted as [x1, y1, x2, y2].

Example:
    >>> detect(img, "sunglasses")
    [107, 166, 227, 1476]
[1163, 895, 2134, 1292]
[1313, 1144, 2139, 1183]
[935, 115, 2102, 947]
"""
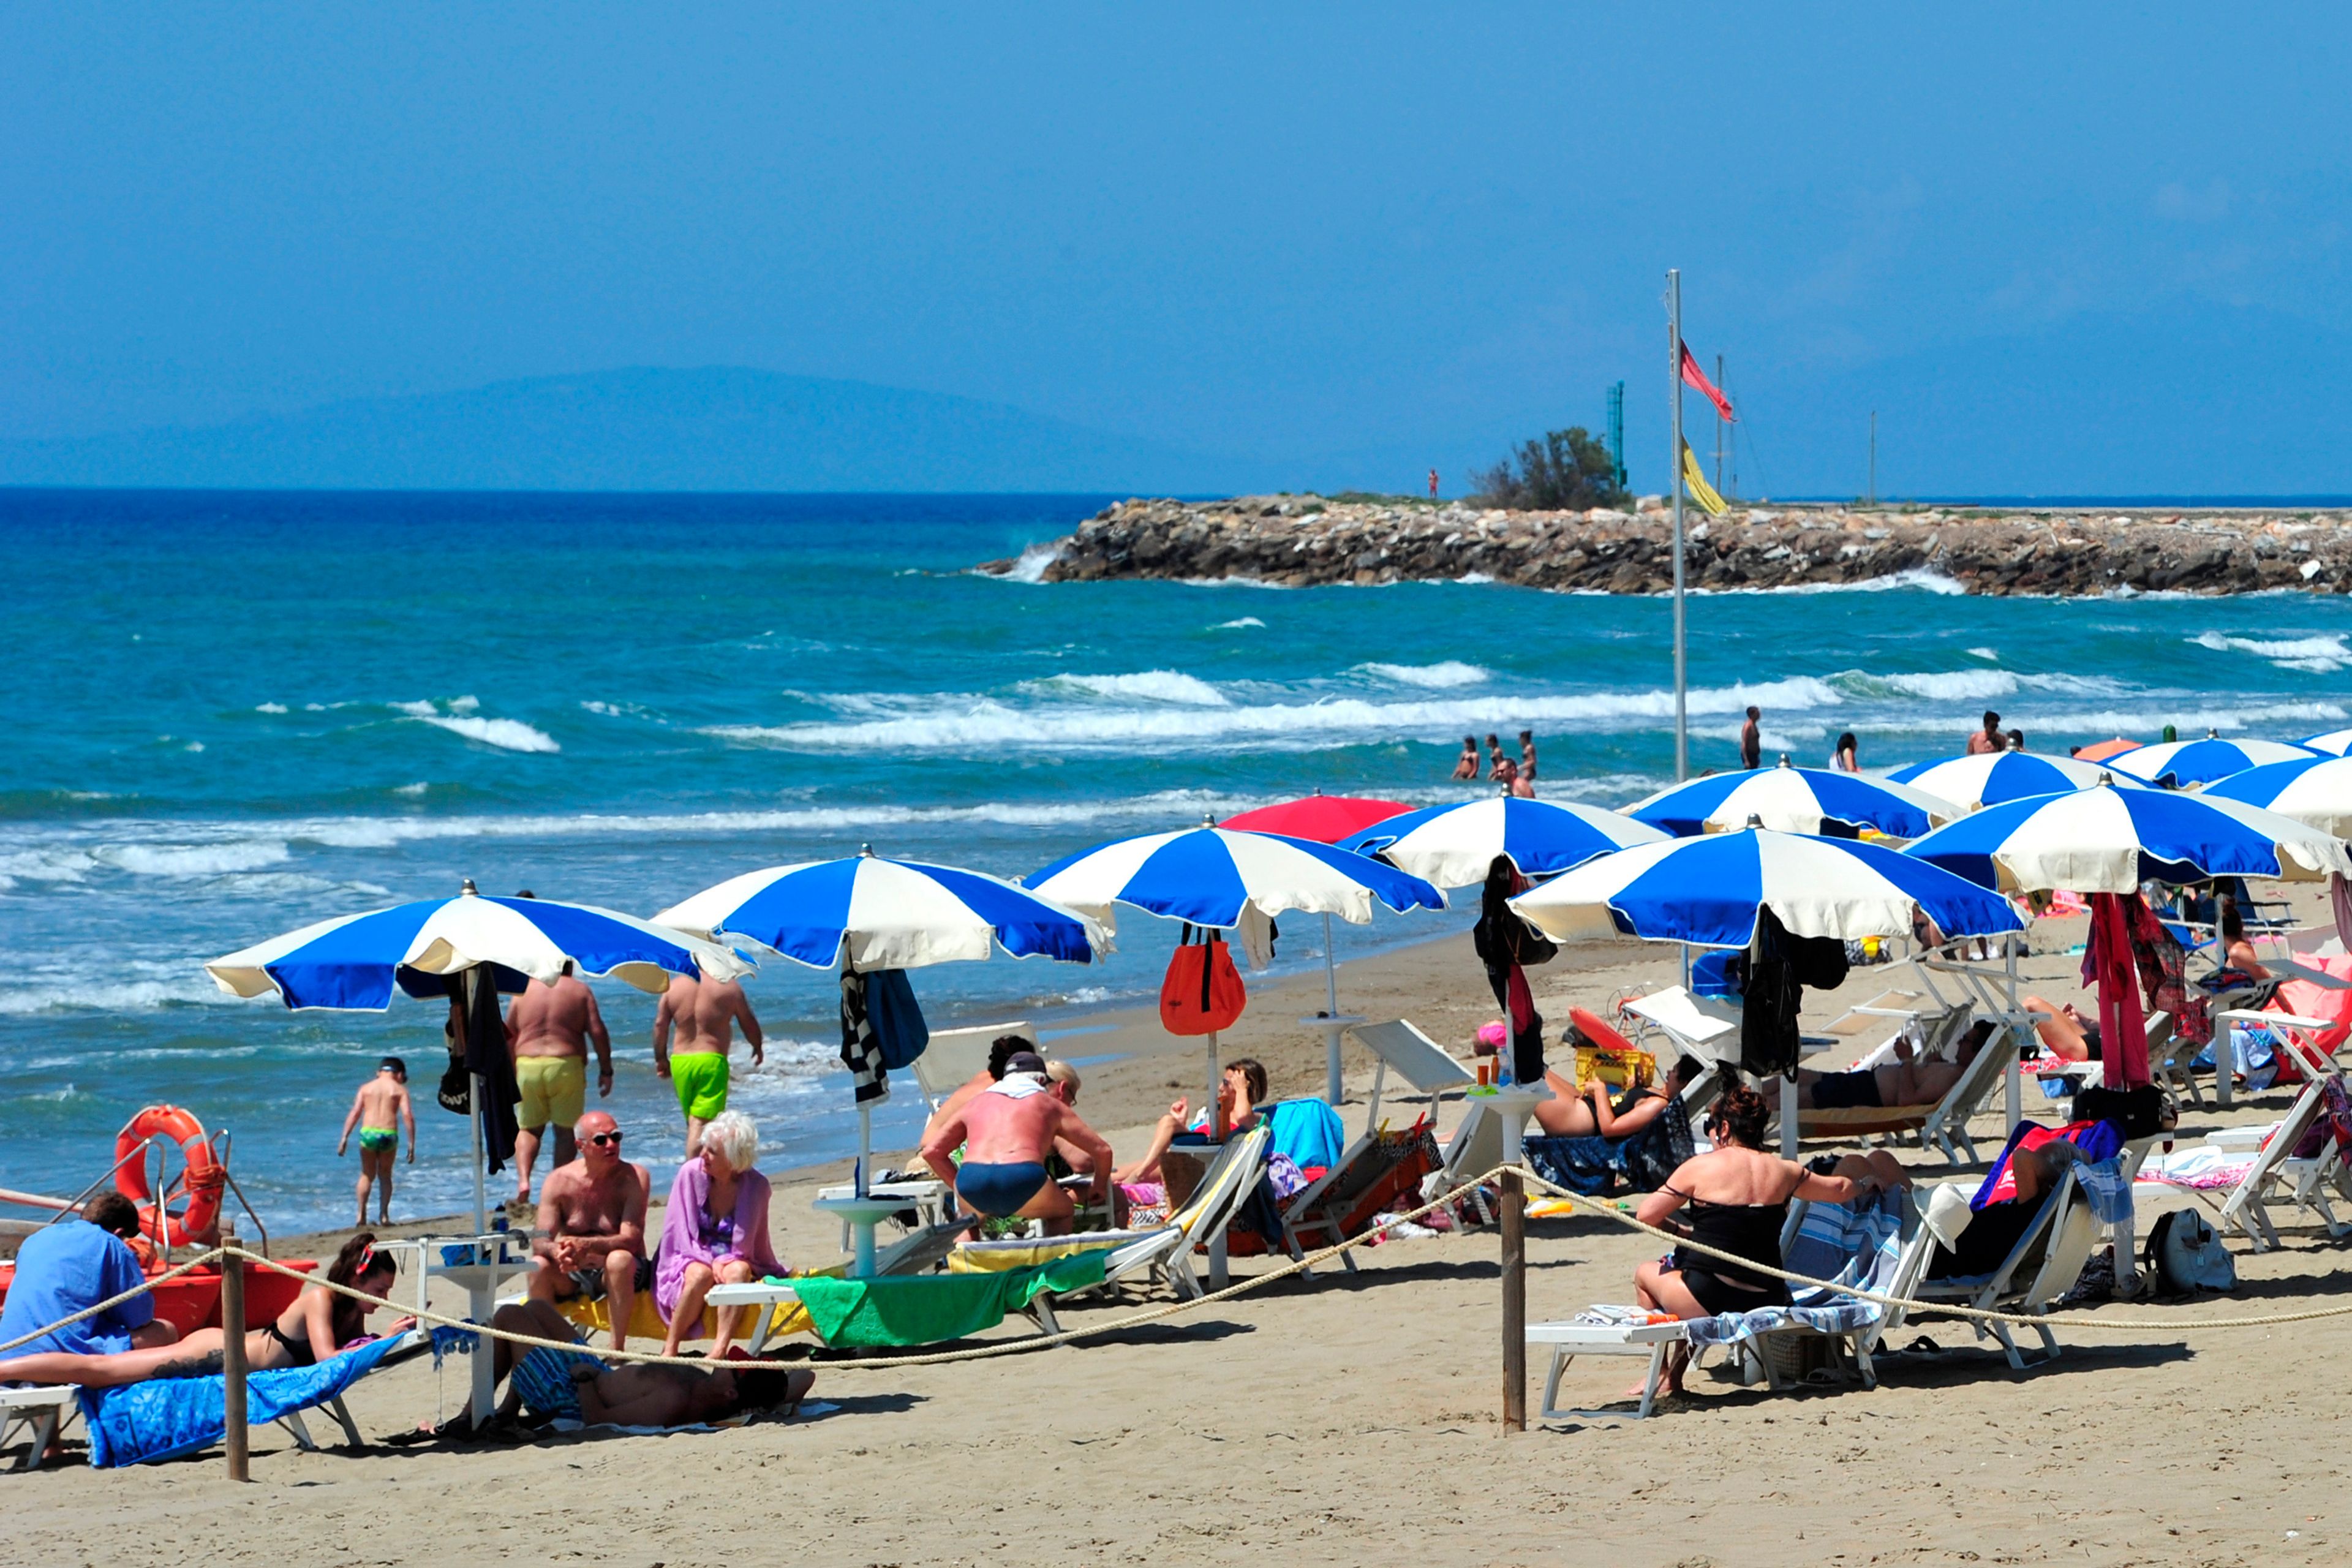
[587, 1130, 625, 1148]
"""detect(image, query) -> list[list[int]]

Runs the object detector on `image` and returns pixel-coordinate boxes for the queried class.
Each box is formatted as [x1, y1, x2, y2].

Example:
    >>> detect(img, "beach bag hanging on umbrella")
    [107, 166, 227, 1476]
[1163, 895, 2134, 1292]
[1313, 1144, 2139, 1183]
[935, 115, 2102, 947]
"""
[1161, 922, 1246, 1035]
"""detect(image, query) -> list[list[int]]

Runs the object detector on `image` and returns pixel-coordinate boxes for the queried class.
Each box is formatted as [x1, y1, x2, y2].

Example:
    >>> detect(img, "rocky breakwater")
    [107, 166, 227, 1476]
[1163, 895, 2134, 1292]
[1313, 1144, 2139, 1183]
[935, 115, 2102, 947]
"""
[997, 496, 2352, 595]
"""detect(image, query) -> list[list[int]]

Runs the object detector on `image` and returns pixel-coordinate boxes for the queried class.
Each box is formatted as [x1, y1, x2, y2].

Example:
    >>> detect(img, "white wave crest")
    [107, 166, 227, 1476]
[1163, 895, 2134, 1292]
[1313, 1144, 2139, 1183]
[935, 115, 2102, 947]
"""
[255, 702, 288, 714]
[104, 840, 292, 878]
[418, 715, 561, 753]
[1701, 568, 1969, 597]
[1355, 661, 1491, 689]
[1215, 617, 1266, 629]
[1025, 671, 1231, 706]
[996, 542, 1063, 584]
[2192, 631, 2351, 673]
[704, 676, 1847, 753]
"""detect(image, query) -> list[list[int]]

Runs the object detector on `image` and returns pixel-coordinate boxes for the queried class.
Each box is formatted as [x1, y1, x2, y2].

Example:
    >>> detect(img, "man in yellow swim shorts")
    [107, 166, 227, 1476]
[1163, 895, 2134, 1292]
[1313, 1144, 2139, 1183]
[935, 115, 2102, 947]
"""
[505, 962, 612, 1206]
[652, 971, 764, 1158]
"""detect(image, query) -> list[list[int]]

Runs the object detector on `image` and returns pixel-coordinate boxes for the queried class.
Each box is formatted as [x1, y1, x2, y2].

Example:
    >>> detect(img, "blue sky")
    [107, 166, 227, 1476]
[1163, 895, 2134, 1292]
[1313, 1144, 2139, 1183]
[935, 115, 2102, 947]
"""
[5, 6, 2347, 496]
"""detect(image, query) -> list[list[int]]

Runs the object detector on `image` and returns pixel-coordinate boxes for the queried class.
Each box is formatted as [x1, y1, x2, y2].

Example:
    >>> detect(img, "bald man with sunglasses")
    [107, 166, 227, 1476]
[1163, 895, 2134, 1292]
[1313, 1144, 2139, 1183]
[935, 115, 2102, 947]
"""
[527, 1110, 651, 1351]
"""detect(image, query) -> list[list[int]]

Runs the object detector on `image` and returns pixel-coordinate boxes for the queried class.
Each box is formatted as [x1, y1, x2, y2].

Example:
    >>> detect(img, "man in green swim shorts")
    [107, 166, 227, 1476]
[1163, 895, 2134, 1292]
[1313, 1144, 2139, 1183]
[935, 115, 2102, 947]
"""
[336, 1057, 415, 1227]
[652, 971, 764, 1158]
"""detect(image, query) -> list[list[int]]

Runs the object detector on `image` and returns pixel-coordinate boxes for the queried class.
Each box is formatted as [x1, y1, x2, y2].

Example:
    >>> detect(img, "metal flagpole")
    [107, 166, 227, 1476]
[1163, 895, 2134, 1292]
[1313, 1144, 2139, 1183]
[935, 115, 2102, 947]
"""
[1668, 269, 1688, 783]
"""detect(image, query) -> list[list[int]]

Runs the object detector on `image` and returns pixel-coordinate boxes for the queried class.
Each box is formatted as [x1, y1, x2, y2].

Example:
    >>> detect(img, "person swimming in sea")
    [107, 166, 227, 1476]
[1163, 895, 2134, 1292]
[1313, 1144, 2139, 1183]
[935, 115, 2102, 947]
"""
[336, 1057, 415, 1227]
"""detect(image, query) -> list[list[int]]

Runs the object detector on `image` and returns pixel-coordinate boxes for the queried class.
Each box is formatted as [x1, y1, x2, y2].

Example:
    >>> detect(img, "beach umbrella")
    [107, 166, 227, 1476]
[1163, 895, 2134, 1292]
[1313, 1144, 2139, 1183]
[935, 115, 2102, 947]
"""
[654, 850, 1107, 1210]
[2203, 755, 2352, 839]
[2106, 731, 2316, 789]
[1510, 826, 2024, 949]
[2299, 728, 2352, 758]
[1029, 823, 1445, 1106]
[2075, 737, 2144, 763]
[1336, 793, 1671, 887]
[205, 883, 748, 1424]
[1623, 756, 1958, 839]
[1902, 781, 2352, 894]
[1887, 749, 2147, 813]
[1220, 791, 1412, 843]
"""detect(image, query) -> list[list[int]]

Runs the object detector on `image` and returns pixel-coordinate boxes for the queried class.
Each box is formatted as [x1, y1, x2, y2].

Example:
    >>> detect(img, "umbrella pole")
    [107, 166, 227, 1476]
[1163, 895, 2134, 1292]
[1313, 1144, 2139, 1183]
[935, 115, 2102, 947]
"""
[857, 1104, 872, 1203]
[1322, 913, 1344, 1105]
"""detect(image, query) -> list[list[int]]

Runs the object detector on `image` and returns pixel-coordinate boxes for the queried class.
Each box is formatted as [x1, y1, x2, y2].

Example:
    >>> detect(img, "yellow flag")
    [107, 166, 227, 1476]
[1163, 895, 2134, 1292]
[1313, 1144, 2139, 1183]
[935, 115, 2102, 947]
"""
[1680, 440, 1728, 516]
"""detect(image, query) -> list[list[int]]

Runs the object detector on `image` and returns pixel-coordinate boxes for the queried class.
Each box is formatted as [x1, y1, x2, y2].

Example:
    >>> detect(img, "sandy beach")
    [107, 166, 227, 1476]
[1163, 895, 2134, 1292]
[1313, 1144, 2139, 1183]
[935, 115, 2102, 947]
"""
[11, 899, 2350, 1568]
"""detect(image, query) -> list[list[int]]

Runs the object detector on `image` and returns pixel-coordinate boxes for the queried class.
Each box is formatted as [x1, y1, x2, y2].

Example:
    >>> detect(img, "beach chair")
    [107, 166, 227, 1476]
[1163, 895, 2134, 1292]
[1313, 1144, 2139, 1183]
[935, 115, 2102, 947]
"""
[1616, 986, 1740, 1117]
[1276, 1121, 1441, 1275]
[1346, 1019, 1477, 1126]
[1891, 1169, 2096, 1368]
[2210, 1024, 2351, 1250]
[910, 1022, 1032, 1115]
[949, 1124, 1273, 1329]
[0, 1384, 78, 1472]
[1787, 1005, 2016, 1165]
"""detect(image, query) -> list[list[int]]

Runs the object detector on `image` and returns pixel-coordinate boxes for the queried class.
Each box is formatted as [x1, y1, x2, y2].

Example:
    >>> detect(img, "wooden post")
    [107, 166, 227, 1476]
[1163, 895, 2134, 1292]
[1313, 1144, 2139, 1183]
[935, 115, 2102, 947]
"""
[220, 1229, 249, 1482]
[1500, 1169, 1526, 1433]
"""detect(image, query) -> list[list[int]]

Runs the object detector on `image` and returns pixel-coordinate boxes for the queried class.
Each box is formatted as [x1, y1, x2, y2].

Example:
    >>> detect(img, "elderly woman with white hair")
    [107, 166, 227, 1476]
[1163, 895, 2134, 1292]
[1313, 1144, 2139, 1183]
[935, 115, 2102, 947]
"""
[655, 1109, 783, 1359]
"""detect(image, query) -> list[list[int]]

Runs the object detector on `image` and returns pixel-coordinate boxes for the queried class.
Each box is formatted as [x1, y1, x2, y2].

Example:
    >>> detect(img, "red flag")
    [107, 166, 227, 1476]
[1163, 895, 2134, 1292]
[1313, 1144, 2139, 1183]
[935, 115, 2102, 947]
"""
[1679, 342, 1735, 423]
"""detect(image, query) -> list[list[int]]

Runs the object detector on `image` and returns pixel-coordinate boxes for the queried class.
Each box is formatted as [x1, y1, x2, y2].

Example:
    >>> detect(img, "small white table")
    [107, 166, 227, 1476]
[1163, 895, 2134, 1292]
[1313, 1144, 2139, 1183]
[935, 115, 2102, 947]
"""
[815, 1178, 949, 1253]
[424, 1246, 536, 1425]
[813, 1194, 910, 1278]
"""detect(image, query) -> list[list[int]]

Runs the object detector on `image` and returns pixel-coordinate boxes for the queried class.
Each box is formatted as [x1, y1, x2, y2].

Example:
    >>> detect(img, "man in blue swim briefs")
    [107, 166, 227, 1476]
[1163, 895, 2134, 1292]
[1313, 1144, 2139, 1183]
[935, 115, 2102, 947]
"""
[919, 1051, 1114, 1235]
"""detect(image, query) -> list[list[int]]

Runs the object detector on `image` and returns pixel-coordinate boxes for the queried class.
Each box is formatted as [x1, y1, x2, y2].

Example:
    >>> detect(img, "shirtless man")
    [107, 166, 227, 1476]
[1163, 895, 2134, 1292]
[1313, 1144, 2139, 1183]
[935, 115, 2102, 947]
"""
[919, 1051, 1112, 1236]
[335, 1057, 415, 1226]
[526, 1110, 650, 1351]
[505, 964, 612, 1205]
[1796, 1021, 1994, 1111]
[918, 1034, 1033, 1153]
[1966, 709, 2004, 755]
[1739, 706, 1763, 770]
[652, 972, 764, 1158]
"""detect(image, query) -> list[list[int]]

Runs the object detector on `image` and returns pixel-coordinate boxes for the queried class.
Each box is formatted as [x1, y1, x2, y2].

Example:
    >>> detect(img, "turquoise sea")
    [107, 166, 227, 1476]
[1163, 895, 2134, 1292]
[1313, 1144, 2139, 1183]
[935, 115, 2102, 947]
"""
[5, 489, 2348, 1233]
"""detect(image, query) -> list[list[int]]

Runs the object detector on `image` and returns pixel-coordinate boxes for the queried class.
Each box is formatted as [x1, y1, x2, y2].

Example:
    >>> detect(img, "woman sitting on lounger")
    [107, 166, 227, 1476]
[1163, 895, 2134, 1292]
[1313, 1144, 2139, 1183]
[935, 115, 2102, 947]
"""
[1110, 1059, 1267, 1185]
[655, 1110, 785, 1362]
[1, 1232, 412, 1387]
[1534, 1056, 1703, 1139]
[1796, 1021, 1994, 1110]
[1630, 1088, 1883, 1397]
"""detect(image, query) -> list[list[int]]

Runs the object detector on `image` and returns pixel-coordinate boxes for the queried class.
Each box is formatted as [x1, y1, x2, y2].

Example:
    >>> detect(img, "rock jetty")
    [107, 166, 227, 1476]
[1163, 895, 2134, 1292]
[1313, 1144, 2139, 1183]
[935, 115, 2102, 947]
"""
[991, 496, 2352, 595]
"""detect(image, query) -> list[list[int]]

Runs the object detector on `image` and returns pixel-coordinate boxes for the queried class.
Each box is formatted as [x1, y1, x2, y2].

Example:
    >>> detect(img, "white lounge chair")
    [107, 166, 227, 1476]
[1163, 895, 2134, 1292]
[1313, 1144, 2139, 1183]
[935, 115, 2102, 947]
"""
[2211, 1020, 2350, 1250]
[1346, 1019, 1476, 1127]
[0, 1384, 77, 1471]
[949, 1124, 1274, 1329]
[1890, 1169, 2097, 1368]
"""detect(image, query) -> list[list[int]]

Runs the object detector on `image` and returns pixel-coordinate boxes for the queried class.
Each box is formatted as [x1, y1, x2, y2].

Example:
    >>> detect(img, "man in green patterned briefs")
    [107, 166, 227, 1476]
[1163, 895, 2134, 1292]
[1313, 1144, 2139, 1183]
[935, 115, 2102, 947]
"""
[652, 971, 764, 1158]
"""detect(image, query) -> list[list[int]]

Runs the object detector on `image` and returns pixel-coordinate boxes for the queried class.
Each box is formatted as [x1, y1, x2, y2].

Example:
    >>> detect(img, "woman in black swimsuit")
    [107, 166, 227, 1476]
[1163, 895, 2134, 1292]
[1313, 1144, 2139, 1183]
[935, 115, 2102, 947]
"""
[4, 1232, 410, 1387]
[1629, 1087, 1882, 1397]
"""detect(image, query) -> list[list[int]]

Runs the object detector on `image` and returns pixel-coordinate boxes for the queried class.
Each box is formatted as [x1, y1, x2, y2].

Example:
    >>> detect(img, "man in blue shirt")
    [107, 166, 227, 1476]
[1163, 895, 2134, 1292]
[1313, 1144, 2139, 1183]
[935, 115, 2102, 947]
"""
[0, 1193, 178, 1364]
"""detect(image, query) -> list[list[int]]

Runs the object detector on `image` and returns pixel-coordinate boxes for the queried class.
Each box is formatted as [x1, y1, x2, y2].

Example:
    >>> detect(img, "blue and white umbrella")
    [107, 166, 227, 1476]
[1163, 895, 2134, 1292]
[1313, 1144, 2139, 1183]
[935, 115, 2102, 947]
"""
[1887, 749, 2146, 813]
[1902, 781, 2351, 894]
[1030, 824, 1444, 1107]
[1624, 757, 1958, 839]
[2204, 755, 2352, 839]
[654, 851, 1106, 970]
[2300, 728, 2352, 758]
[1509, 827, 2024, 949]
[2106, 731, 2316, 789]
[206, 884, 752, 1010]
[1335, 794, 1670, 888]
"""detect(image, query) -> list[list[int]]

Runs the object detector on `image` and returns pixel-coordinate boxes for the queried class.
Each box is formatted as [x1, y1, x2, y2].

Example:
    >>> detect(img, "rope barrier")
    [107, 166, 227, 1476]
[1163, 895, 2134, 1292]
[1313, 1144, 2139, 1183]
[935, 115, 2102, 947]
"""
[9, 1164, 2351, 1384]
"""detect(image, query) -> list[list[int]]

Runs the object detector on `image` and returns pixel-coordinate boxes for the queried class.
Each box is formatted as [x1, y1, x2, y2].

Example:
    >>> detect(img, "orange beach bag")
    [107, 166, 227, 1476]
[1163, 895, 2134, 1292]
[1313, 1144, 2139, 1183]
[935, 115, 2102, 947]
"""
[1160, 924, 1246, 1035]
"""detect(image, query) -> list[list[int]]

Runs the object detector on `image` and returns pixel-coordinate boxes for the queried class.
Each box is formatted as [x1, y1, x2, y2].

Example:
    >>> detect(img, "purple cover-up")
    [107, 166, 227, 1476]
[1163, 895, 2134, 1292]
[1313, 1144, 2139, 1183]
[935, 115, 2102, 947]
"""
[654, 1156, 783, 1335]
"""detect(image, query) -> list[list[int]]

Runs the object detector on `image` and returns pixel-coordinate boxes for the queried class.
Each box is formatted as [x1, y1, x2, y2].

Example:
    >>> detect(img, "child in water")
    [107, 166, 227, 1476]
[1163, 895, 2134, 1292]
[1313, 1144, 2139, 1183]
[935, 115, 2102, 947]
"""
[337, 1057, 416, 1227]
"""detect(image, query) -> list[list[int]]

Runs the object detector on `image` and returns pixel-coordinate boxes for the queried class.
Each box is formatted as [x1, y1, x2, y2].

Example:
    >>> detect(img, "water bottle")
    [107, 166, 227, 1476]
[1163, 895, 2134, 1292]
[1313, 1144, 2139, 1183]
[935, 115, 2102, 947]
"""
[1493, 1034, 1515, 1090]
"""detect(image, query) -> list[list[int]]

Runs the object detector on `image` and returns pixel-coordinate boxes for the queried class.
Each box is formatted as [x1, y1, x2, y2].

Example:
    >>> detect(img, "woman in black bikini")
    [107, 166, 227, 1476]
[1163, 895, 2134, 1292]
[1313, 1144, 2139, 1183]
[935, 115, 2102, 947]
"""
[4, 1232, 411, 1387]
[1630, 1087, 1881, 1397]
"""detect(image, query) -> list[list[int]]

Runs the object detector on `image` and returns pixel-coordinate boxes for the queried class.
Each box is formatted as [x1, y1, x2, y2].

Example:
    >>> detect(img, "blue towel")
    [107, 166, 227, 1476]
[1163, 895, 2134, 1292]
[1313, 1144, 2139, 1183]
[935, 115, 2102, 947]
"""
[78, 1333, 407, 1468]
[1267, 1098, 1345, 1173]
[864, 968, 930, 1071]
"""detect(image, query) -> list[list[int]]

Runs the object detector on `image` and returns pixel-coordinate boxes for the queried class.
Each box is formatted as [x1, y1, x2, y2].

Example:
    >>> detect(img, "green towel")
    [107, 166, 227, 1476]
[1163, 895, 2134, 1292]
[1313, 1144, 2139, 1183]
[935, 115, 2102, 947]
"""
[789, 1251, 1109, 1348]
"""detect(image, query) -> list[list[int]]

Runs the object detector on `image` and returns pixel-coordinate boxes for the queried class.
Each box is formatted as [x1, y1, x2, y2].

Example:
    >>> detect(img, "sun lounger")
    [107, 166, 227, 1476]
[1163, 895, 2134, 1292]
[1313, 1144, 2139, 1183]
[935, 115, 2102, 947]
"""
[1276, 1122, 1441, 1274]
[1889, 1169, 2096, 1368]
[0, 1383, 78, 1472]
[696, 1216, 982, 1353]
[1616, 986, 1740, 1117]
[2209, 1022, 2350, 1250]
[1795, 1008, 2019, 1166]
[1346, 1019, 1476, 1127]
[947, 1125, 1272, 1326]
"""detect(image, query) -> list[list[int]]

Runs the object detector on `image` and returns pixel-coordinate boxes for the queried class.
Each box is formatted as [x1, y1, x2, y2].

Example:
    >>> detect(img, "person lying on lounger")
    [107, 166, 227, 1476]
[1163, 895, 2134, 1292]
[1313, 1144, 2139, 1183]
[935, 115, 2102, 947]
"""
[486, 1298, 814, 1428]
[1532, 1055, 1704, 1138]
[2021, 996, 2097, 1062]
[1796, 1021, 1995, 1111]
[1, 1233, 410, 1388]
[1926, 1140, 2080, 1280]
[1627, 1088, 1885, 1398]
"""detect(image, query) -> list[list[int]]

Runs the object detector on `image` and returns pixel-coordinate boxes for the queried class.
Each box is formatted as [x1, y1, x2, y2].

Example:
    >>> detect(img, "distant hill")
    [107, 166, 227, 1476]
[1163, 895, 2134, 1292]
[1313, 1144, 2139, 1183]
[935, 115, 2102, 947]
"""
[0, 367, 1260, 493]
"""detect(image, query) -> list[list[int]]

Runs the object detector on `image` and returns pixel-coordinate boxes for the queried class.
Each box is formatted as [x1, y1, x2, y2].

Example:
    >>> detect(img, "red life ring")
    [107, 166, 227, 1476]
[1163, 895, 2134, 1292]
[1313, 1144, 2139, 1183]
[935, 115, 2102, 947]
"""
[114, 1106, 224, 1249]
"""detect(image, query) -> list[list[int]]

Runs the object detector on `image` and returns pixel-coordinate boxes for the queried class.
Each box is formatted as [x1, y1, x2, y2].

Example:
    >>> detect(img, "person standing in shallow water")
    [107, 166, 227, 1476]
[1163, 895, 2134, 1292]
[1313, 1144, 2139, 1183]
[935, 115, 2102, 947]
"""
[337, 1057, 414, 1226]
[1739, 707, 1762, 771]
[1831, 731, 1860, 772]
[1453, 736, 1480, 780]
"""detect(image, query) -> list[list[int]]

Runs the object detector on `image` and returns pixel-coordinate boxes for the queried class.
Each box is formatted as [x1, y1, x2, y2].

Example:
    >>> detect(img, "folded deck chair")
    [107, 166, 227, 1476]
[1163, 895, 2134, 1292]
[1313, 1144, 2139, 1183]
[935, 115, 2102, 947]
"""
[1277, 1121, 1441, 1275]
[1346, 1019, 1477, 1127]
[948, 1125, 1272, 1329]
[2213, 1028, 2351, 1250]
[910, 1022, 1033, 1115]
[1893, 1169, 2095, 1368]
